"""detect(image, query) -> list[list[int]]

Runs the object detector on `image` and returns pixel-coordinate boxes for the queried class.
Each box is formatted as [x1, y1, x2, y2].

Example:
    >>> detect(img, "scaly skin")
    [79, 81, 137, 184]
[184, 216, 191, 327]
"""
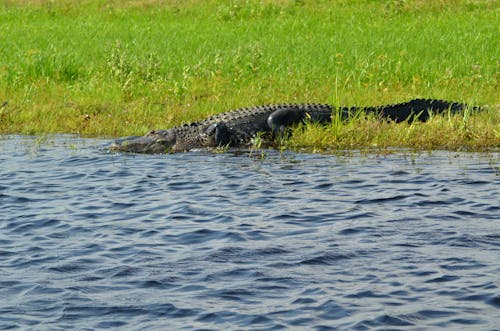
[110, 99, 476, 154]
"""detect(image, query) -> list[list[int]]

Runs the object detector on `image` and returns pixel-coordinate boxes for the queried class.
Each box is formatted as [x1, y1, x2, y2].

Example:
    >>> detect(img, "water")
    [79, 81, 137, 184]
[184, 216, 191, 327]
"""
[1, 135, 499, 330]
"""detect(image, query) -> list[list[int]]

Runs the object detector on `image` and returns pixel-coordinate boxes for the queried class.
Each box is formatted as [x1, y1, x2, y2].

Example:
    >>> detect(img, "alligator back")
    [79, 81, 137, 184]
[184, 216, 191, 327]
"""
[198, 103, 333, 143]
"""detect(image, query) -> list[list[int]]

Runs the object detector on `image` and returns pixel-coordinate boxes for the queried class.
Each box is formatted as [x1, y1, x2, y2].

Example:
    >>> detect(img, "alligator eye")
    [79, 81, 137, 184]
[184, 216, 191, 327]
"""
[148, 130, 156, 135]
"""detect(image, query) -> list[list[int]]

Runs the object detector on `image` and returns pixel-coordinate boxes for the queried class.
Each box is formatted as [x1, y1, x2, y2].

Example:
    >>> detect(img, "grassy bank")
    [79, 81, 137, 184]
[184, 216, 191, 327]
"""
[0, 0, 498, 150]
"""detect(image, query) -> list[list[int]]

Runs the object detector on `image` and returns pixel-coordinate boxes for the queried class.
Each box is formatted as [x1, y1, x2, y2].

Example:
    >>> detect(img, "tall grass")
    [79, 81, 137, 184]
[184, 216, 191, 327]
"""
[0, 0, 498, 148]
[286, 108, 498, 152]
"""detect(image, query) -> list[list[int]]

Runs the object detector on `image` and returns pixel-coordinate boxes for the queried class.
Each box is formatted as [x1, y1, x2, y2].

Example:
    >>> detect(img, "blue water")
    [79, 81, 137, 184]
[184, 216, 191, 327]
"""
[1, 135, 499, 330]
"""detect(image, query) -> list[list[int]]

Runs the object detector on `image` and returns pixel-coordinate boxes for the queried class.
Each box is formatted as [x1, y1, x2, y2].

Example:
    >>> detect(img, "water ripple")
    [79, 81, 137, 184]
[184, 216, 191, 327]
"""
[0, 136, 499, 330]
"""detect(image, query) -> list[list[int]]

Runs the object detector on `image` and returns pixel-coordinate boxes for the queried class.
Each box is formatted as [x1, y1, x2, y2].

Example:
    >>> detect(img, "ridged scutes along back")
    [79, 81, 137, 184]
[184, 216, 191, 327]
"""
[193, 103, 333, 127]
[202, 104, 277, 124]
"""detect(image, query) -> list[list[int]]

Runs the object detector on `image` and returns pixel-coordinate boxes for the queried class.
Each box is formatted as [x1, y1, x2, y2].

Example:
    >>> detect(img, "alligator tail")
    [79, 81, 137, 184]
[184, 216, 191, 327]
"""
[342, 98, 479, 123]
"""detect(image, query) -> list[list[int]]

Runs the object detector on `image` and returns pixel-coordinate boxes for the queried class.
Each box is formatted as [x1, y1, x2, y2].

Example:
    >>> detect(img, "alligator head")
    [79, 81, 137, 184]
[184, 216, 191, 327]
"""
[110, 122, 233, 153]
[110, 129, 178, 154]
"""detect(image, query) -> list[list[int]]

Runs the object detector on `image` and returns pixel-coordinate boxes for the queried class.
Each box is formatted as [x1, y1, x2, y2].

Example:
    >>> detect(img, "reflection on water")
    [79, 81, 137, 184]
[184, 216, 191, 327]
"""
[1, 135, 499, 330]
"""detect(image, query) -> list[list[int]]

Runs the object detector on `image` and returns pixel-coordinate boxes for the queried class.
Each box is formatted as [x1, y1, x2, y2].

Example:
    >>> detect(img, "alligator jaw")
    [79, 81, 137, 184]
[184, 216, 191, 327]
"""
[110, 131, 176, 154]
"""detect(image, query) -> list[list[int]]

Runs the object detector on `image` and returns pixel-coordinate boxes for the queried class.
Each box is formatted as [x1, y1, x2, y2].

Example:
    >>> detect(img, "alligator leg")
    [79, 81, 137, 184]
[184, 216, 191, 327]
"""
[266, 104, 337, 135]
[266, 105, 306, 134]
[201, 122, 232, 147]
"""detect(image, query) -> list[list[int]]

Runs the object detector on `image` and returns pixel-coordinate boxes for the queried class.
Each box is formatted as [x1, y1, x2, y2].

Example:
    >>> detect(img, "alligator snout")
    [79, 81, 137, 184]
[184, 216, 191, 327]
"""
[110, 131, 177, 154]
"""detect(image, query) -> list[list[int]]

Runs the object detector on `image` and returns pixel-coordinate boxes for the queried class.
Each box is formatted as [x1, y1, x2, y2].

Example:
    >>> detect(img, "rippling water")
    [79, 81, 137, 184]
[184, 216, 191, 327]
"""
[1, 135, 499, 330]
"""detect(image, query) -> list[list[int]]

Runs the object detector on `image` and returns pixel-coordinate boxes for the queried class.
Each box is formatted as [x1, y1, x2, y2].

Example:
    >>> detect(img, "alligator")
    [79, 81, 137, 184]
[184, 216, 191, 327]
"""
[110, 98, 476, 154]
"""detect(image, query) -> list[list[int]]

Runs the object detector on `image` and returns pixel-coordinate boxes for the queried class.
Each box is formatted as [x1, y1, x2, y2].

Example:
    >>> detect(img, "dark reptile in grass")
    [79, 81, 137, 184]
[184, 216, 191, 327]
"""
[110, 99, 477, 153]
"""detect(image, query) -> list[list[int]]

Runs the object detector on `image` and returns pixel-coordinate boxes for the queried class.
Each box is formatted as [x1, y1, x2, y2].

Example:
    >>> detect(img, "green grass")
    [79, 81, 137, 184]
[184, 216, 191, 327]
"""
[0, 0, 498, 150]
[285, 108, 498, 152]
